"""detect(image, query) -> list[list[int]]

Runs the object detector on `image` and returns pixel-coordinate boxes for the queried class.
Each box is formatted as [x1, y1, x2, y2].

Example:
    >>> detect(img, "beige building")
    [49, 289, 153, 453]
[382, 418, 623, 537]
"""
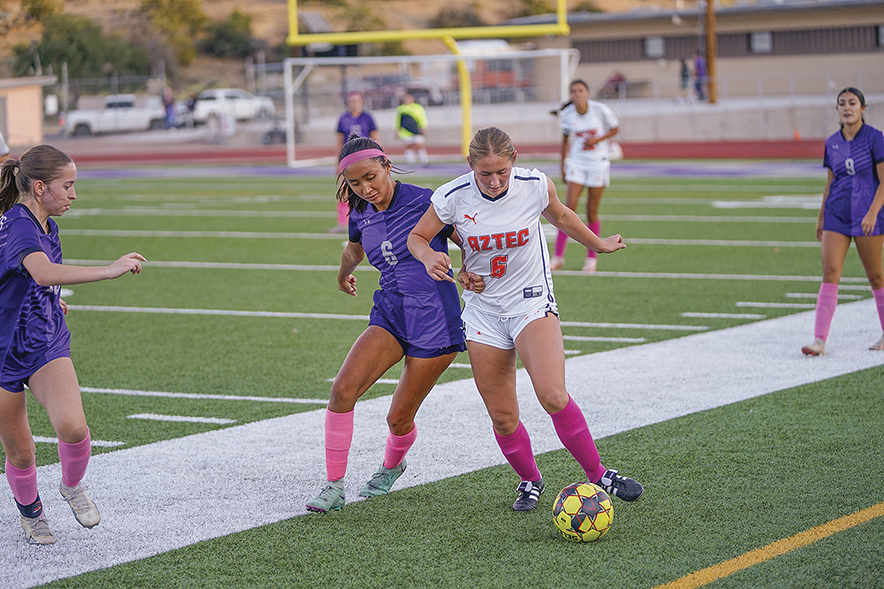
[0, 76, 57, 151]
[516, 0, 884, 100]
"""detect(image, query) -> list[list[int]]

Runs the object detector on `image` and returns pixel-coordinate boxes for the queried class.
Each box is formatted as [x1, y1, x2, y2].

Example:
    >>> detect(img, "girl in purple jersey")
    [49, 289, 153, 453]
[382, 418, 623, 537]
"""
[305, 134, 482, 513]
[408, 127, 643, 512]
[0, 145, 144, 544]
[803, 88, 884, 356]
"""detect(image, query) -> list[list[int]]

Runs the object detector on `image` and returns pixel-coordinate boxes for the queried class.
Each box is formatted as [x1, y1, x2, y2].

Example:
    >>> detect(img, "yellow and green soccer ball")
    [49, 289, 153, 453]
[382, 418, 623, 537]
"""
[552, 482, 614, 542]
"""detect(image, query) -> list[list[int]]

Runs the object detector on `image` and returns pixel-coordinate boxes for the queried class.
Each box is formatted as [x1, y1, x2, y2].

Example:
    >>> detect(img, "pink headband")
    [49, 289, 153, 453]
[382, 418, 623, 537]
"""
[339, 149, 386, 172]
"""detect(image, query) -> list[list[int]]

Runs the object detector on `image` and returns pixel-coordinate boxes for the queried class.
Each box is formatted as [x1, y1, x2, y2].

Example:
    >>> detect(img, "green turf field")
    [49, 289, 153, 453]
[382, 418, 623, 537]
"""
[5, 163, 883, 587]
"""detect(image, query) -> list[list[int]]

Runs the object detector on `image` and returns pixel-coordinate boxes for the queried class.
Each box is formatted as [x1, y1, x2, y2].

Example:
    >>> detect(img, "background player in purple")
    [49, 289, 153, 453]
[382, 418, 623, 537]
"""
[803, 87, 884, 356]
[305, 134, 482, 513]
[330, 92, 380, 234]
[0, 145, 144, 544]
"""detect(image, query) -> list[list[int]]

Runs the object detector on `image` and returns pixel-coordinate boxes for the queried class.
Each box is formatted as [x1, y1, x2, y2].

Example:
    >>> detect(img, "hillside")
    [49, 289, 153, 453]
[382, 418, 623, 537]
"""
[0, 0, 686, 89]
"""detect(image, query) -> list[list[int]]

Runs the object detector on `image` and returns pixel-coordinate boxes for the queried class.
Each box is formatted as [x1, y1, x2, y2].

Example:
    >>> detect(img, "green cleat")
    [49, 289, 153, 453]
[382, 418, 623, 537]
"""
[305, 480, 345, 513]
[358, 459, 407, 498]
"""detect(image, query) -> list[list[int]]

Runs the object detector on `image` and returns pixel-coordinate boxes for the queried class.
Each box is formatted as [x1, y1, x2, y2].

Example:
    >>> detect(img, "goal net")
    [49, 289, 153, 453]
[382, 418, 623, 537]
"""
[282, 46, 580, 166]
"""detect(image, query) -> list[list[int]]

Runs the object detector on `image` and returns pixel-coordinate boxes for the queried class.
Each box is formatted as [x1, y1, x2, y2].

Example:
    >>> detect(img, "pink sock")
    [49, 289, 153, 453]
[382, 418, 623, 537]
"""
[325, 409, 354, 482]
[5, 459, 38, 506]
[495, 422, 541, 482]
[383, 425, 417, 469]
[586, 221, 600, 260]
[336, 201, 349, 227]
[873, 287, 884, 334]
[58, 429, 91, 489]
[550, 396, 606, 483]
[814, 283, 839, 340]
[554, 230, 568, 258]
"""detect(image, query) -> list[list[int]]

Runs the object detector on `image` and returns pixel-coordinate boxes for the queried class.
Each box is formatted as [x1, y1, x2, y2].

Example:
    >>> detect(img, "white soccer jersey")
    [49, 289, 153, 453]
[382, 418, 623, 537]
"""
[560, 100, 619, 166]
[431, 167, 556, 317]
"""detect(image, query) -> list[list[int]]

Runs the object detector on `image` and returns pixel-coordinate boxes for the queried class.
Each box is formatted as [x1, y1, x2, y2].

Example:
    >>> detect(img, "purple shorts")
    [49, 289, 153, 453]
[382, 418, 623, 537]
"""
[0, 329, 71, 393]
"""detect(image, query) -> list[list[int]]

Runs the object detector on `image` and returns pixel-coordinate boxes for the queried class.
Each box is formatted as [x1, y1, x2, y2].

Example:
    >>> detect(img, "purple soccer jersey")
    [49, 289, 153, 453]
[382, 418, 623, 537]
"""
[336, 111, 377, 140]
[348, 182, 464, 351]
[0, 204, 70, 390]
[823, 124, 884, 236]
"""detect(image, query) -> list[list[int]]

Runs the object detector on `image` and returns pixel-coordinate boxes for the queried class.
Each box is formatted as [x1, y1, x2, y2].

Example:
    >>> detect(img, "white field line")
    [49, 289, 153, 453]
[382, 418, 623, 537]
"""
[626, 238, 818, 247]
[66, 305, 370, 321]
[600, 215, 815, 223]
[785, 292, 863, 300]
[5, 300, 883, 589]
[681, 312, 767, 319]
[62, 259, 873, 285]
[80, 387, 327, 405]
[65, 208, 335, 218]
[562, 335, 647, 343]
[736, 301, 816, 309]
[325, 378, 399, 385]
[32, 436, 125, 448]
[127, 414, 237, 425]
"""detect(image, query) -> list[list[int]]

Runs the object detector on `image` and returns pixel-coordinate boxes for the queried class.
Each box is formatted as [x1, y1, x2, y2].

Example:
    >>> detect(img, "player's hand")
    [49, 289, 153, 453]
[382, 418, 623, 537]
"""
[339, 275, 358, 296]
[861, 212, 877, 236]
[423, 252, 456, 283]
[457, 268, 485, 293]
[108, 252, 145, 278]
[598, 234, 626, 253]
[59, 298, 68, 316]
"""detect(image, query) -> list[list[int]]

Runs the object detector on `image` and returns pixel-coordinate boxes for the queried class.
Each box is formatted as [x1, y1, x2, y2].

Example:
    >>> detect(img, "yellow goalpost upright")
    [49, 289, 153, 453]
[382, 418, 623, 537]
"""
[283, 0, 572, 163]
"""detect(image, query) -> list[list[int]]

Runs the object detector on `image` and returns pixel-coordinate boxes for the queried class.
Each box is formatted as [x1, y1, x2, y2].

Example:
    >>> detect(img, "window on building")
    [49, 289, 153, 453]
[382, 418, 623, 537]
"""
[750, 31, 773, 53]
[645, 36, 665, 58]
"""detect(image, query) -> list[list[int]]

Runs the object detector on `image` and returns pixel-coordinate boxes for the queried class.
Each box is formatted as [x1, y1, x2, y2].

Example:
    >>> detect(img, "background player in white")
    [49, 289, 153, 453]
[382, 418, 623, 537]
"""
[408, 127, 643, 511]
[802, 87, 884, 355]
[552, 79, 620, 273]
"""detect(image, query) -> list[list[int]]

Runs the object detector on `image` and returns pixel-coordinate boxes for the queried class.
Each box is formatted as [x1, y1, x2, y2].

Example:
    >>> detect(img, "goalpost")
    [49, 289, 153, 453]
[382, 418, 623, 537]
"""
[283, 0, 574, 167]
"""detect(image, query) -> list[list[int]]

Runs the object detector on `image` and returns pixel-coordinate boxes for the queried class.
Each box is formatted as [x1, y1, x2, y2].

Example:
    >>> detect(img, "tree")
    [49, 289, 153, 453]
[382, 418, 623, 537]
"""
[139, 0, 208, 66]
[20, 0, 62, 22]
[12, 14, 150, 79]
[200, 9, 254, 59]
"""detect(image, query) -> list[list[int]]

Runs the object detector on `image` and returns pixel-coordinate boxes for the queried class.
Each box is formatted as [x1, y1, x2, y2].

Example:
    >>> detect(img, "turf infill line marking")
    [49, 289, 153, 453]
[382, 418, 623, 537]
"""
[80, 387, 327, 405]
[681, 312, 767, 319]
[62, 229, 347, 240]
[32, 436, 125, 448]
[562, 335, 646, 343]
[4, 299, 884, 589]
[736, 302, 816, 309]
[652, 501, 884, 589]
[127, 414, 238, 425]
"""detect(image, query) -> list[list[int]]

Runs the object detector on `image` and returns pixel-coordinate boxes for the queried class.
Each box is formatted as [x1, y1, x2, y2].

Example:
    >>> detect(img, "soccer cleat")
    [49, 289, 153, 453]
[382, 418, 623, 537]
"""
[550, 256, 565, 271]
[512, 478, 544, 511]
[869, 334, 884, 351]
[59, 482, 101, 528]
[596, 469, 643, 502]
[359, 459, 407, 498]
[305, 480, 345, 513]
[20, 514, 56, 545]
[801, 337, 826, 356]
[582, 258, 598, 274]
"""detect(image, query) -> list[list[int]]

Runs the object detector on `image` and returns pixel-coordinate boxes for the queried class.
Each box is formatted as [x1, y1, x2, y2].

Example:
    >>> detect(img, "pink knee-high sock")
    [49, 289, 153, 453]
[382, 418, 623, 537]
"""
[336, 201, 349, 227]
[494, 421, 541, 482]
[550, 396, 607, 483]
[383, 425, 417, 469]
[58, 429, 91, 489]
[814, 282, 839, 341]
[554, 229, 568, 258]
[586, 221, 600, 259]
[873, 287, 884, 334]
[325, 409, 354, 482]
[6, 459, 38, 507]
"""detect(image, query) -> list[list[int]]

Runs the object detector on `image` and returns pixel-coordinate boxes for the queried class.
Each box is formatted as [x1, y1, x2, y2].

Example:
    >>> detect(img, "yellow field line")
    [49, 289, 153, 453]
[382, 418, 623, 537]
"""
[654, 502, 884, 589]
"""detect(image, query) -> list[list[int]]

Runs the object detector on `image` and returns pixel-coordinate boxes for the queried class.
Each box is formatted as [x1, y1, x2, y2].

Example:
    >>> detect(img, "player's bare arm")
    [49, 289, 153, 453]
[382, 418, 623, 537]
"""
[338, 241, 365, 295]
[23, 251, 144, 286]
[542, 179, 625, 253]
[407, 205, 455, 283]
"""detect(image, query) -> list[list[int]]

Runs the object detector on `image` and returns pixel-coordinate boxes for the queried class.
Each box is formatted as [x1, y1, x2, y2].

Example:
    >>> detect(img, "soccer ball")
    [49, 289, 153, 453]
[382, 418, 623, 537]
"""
[552, 482, 614, 542]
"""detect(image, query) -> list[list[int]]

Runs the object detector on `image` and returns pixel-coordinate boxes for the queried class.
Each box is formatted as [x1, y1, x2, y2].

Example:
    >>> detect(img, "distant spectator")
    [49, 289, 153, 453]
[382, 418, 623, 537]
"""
[679, 58, 692, 103]
[693, 50, 707, 101]
[162, 87, 177, 130]
[394, 93, 429, 166]
[331, 92, 380, 233]
[184, 92, 199, 128]
[0, 129, 9, 162]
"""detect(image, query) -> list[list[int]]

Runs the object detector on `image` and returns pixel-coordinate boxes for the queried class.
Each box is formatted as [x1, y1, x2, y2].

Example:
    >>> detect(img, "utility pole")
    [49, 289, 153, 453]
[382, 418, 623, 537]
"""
[705, 0, 717, 104]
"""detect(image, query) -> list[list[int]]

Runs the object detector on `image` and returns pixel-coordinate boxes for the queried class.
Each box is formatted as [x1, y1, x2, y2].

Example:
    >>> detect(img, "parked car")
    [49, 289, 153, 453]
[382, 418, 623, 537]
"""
[191, 88, 275, 124]
[60, 94, 166, 136]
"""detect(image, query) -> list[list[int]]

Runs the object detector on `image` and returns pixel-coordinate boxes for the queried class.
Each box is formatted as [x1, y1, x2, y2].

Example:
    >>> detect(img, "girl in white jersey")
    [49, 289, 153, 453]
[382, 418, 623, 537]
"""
[552, 79, 620, 273]
[408, 127, 643, 511]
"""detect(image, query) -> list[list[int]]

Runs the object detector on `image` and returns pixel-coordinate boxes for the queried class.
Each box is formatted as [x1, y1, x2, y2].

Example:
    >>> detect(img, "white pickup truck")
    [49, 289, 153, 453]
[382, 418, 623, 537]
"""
[61, 94, 167, 136]
[191, 88, 275, 124]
